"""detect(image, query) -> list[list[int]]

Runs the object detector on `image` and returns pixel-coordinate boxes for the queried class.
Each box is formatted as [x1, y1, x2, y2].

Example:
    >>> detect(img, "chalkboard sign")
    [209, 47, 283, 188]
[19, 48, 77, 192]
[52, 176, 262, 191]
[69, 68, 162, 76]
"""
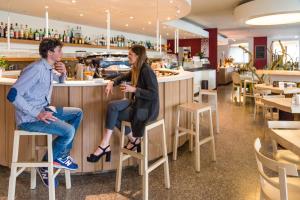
[255, 45, 266, 59]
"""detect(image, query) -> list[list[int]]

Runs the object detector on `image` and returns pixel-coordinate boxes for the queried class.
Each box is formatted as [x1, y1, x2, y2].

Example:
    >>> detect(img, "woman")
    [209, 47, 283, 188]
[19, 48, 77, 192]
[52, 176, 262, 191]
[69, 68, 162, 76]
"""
[87, 45, 159, 162]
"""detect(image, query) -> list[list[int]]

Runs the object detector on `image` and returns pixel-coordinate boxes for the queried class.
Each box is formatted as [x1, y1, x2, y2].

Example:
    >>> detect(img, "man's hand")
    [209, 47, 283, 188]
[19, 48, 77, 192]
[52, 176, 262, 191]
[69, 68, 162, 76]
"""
[37, 111, 57, 124]
[54, 62, 67, 75]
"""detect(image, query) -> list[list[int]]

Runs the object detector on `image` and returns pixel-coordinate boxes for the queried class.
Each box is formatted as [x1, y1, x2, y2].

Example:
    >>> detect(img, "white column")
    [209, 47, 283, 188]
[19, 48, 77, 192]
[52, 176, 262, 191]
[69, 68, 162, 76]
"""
[176, 29, 179, 53]
[106, 9, 111, 52]
[174, 30, 177, 54]
[159, 34, 162, 54]
[45, 7, 49, 38]
[156, 19, 159, 51]
[7, 15, 10, 50]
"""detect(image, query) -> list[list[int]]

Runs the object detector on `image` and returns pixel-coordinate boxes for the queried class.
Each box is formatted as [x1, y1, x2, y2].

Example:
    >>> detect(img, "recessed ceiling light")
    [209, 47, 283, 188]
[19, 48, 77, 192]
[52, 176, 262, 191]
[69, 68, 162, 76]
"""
[294, 35, 299, 39]
[176, 9, 181, 14]
[79, 13, 84, 17]
[71, 0, 76, 3]
[246, 13, 300, 25]
[166, 33, 169, 36]
[142, 27, 145, 30]
[129, 16, 134, 19]
[125, 24, 129, 27]
[45, 5, 49, 9]
[148, 21, 152, 25]
[169, 0, 174, 3]
[167, 17, 171, 20]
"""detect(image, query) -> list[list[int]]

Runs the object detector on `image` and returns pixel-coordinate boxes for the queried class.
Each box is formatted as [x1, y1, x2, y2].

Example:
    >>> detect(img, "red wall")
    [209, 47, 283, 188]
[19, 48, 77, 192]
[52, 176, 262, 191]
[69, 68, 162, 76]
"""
[205, 28, 218, 70]
[167, 38, 202, 57]
[253, 37, 267, 69]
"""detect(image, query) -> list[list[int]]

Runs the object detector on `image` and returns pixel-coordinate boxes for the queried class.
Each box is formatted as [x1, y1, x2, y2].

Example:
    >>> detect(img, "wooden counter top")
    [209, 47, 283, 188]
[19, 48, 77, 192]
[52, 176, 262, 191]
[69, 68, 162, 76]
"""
[256, 70, 300, 76]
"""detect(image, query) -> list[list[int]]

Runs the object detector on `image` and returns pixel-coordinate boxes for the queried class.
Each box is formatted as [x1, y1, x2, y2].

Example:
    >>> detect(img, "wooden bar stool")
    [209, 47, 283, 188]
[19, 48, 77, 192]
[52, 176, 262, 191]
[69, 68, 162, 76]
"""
[8, 130, 71, 200]
[115, 119, 170, 200]
[173, 102, 216, 172]
[197, 87, 220, 133]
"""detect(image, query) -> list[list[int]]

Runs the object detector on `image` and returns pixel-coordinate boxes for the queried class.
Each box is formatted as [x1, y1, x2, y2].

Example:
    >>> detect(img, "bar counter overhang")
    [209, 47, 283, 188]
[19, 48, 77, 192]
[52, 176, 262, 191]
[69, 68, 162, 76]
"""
[0, 71, 193, 173]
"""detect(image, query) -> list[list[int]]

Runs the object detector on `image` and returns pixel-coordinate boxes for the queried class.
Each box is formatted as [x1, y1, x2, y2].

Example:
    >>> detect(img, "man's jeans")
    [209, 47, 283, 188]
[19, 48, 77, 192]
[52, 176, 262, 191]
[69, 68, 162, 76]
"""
[18, 107, 83, 161]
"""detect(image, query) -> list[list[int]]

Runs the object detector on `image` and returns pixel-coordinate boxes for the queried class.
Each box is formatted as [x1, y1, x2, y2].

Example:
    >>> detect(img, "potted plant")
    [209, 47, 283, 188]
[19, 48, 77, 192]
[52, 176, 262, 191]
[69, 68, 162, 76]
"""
[0, 57, 9, 77]
[196, 51, 205, 59]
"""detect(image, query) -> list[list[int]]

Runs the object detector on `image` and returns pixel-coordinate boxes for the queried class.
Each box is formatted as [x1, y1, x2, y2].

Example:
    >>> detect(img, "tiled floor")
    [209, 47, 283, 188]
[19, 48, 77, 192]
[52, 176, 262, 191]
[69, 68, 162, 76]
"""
[0, 84, 271, 200]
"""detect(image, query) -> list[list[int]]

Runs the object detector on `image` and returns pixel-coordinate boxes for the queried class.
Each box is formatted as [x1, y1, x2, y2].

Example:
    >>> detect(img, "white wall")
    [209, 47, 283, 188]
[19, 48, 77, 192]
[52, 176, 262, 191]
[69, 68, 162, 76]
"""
[0, 10, 165, 57]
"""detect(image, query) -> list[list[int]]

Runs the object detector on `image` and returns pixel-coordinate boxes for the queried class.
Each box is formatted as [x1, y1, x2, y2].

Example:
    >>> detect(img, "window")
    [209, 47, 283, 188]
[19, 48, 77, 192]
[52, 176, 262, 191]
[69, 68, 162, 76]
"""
[272, 40, 299, 63]
[228, 43, 249, 64]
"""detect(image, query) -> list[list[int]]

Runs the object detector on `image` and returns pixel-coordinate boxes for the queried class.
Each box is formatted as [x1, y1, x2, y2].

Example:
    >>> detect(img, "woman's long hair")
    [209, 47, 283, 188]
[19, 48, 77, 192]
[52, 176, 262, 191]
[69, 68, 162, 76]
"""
[130, 45, 148, 86]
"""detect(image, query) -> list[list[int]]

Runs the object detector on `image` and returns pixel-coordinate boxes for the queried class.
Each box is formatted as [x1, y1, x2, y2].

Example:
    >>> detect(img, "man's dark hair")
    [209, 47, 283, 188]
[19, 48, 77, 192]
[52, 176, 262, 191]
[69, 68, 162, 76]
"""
[39, 38, 63, 59]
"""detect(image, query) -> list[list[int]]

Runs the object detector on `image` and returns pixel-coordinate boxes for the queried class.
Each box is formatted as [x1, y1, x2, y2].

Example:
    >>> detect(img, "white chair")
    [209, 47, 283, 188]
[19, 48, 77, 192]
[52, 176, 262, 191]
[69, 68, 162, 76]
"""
[173, 102, 216, 172]
[268, 121, 300, 169]
[196, 87, 220, 133]
[254, 138, 300, 200]
[8, 130, 71, 200]
[115, 119, 170, 200]
[231, 72, 242, 104]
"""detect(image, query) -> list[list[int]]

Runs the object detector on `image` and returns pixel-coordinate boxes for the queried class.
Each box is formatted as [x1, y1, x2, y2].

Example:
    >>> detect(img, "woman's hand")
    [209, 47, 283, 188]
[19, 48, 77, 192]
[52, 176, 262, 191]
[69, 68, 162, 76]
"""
[120, 84, 137, 93]
[105, 81, 114, 97]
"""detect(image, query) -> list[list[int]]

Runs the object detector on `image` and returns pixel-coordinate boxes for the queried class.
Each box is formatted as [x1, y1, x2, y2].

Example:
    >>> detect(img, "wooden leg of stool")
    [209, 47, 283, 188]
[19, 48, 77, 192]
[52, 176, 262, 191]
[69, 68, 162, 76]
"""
[65, 170, 71, 189]
[215, 95, 220, 134]
[173, 108, 180, 160]
[139, 138, 144, 176]
[142, 132, 148, 200]
[47, 135, 55, 200]
[8, 132, 20, 200]
[116, 123, 126, 192]
[189, 112, 194, 152]
[195, 112, 200, 172]
[209, 109, 216, 161]
[30, 135, 36, 190]
[162, 121, 170, 189]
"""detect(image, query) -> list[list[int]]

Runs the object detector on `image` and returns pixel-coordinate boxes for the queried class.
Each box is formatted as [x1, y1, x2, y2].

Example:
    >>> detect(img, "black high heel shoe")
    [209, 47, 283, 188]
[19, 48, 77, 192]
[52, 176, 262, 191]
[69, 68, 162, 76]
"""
[124, 138, 141, 153]
[87, 145, 111, 163]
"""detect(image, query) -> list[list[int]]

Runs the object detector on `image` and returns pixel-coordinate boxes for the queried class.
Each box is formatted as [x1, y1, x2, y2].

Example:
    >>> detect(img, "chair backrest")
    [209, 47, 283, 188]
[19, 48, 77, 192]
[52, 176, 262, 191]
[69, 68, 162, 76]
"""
[254, 138, 298, 200]
[232, 72, 241, 85]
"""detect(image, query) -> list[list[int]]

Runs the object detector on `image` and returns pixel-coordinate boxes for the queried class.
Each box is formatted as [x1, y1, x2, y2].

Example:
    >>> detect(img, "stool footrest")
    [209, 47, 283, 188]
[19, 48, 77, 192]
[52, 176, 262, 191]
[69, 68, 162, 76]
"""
[16, 167, 26, 177]
[121, 148, 144, 160]
[12, 162, 51, 168]
[121, 154, 131, 161]
[147, 157, 167, 173]
[177, 127, 195, 135]
[198, 136, 214, 146]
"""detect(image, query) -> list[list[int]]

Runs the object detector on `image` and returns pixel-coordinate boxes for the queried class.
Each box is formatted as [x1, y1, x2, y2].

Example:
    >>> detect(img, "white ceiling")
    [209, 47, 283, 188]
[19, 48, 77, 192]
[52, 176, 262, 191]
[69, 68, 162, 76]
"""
[185, 0, 300, 40]
[0, 0, 191, 38]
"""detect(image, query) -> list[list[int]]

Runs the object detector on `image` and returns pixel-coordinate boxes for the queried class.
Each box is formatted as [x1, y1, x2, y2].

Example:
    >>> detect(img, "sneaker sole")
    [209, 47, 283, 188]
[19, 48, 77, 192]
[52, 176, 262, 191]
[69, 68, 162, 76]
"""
[53, 163, 78, 171]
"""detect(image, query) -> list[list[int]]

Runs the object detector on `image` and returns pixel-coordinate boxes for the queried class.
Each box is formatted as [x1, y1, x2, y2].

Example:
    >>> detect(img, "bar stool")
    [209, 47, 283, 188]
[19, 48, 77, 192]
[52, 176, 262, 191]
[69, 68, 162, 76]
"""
[173, 102, 216, 172]
[197, 87, 220, 133]
[115, 119, 170, 200]
[8, 130, 71, 200]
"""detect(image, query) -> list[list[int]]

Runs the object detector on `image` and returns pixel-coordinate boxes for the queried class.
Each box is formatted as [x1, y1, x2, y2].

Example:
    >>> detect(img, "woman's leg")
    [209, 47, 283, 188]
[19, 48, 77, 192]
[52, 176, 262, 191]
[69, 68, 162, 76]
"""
[93, 99, 130, 156]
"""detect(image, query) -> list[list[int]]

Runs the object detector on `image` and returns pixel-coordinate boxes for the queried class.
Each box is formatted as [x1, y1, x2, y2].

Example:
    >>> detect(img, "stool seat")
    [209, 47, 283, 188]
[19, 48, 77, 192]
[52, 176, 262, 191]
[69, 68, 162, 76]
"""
[179, 102, 211, 113]
[8, 130, 71, 200]
[115, 119, 170, 200]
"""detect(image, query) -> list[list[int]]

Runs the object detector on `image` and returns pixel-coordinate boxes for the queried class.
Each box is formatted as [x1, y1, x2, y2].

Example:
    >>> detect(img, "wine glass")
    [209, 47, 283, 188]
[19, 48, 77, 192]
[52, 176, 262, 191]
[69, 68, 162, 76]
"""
[121, 81, 129, 99]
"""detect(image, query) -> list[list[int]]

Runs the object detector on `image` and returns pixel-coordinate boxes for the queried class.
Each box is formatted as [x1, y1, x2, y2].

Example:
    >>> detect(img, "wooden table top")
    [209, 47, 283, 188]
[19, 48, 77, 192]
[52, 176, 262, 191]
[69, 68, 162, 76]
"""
[255, 84, 300, 94]
[270, 129, 300, 156]
[261, 98, 300, 113]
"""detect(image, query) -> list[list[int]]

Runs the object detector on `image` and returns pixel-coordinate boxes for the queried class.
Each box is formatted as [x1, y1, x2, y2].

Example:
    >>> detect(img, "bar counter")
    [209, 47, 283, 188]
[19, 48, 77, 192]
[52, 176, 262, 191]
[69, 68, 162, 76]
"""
[0, 71, 194, 173]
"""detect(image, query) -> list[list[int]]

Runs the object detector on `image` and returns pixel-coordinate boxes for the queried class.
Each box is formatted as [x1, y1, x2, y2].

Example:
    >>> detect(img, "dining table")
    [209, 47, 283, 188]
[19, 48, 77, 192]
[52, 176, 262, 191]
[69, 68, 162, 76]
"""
[270, 129, 300, 157]
[255, 83, 300, 95]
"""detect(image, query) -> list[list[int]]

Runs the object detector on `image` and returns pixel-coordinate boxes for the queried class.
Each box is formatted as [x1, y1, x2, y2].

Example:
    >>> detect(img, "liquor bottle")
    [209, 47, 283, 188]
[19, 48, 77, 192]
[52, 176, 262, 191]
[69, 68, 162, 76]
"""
[0, 22, 3, 38]
[51, 28, 55, 38]
[54, 29, 59, 39]
[34, 29, 40, 41]
[24, 25, 29, 40]
[14, 23, 19, 39]
[10, 23, 14, 38]
[39, 29, 44, 40]
[62, 31, 67, 43]
[28, 28, 32, 40]
[19, 24, 24, 39]
[4, 23, 8, 38]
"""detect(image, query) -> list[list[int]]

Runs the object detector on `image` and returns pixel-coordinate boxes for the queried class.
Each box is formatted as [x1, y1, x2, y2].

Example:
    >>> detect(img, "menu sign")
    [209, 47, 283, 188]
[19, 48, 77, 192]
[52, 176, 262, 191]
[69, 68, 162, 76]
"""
[255, 45, 266, 59]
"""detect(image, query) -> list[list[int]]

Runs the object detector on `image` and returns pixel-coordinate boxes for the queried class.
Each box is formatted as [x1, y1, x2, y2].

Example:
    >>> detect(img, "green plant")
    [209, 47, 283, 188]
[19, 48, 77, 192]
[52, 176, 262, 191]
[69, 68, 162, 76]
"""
[0, 57, 8, 70]
[196, 51, 205, 59]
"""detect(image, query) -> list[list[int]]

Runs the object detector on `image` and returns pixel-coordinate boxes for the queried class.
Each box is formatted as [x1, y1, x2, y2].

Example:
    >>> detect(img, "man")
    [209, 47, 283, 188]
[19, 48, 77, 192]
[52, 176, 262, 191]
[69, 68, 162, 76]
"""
[7, 38, 83, 187]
